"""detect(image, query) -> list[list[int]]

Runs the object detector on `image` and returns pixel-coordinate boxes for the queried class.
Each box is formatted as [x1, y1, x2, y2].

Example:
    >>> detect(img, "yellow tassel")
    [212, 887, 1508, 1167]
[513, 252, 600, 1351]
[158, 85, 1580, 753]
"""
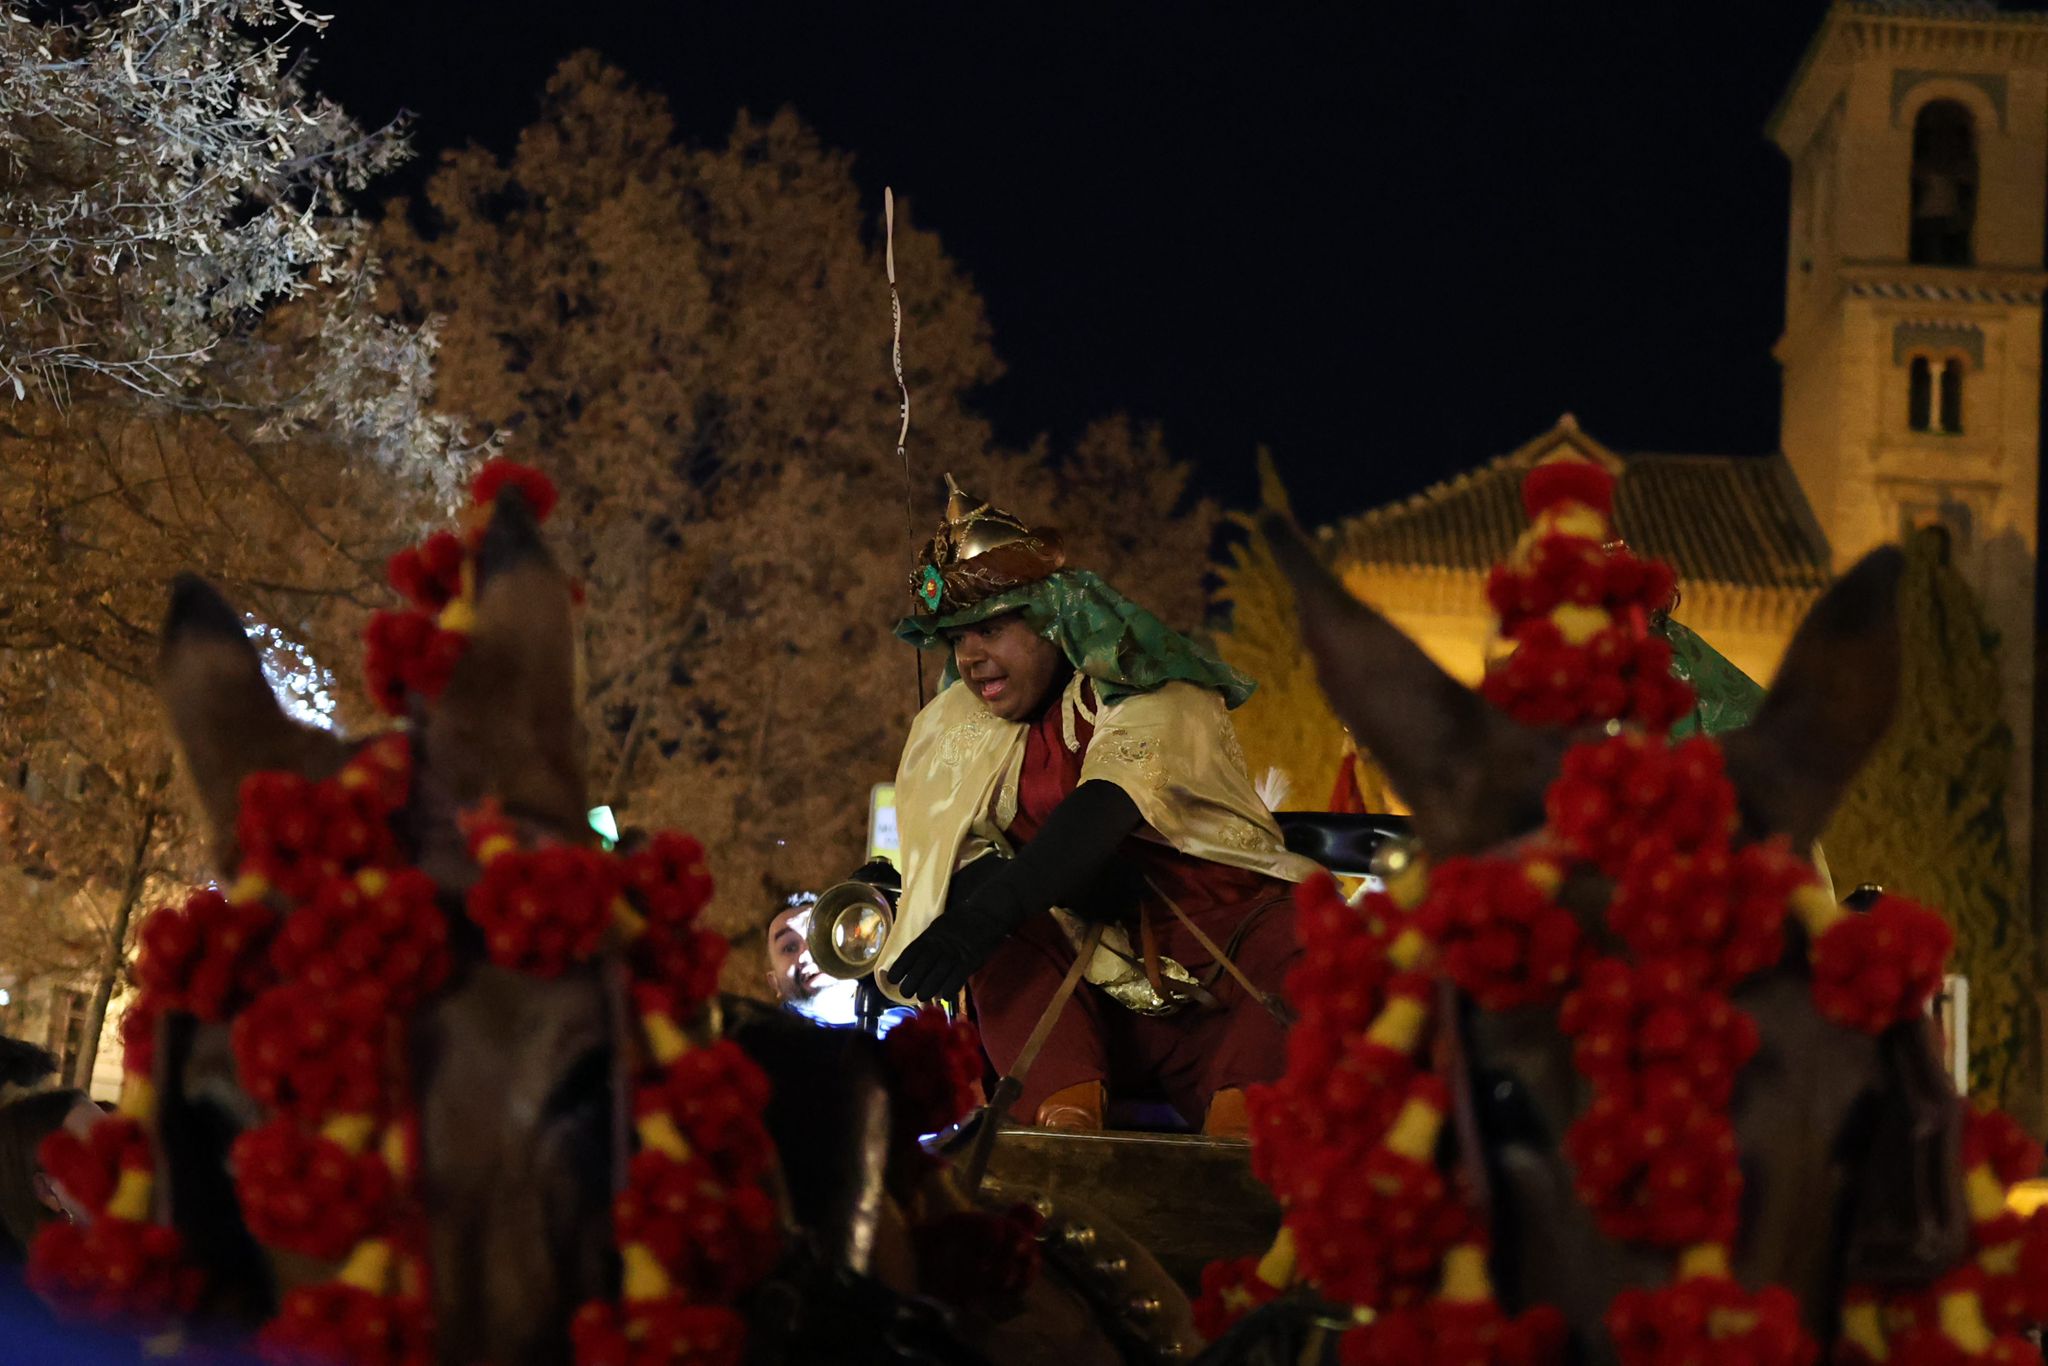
[107, 1168, 154, 1223]
[381, 1123, 409, 1179]
[1789, 884, 1844, 939]
[1385, 927, 1431, 971]
[622, 1243, 670, 1302]
[474, 833, 517, 867]
[1937, 1287, 1994, 1353]
[1387, 859, 1430, 910]
[1539, 506, 1609, 543]
[1841, 1300, 1888, 1361]
[635, 1112, 692, 1161]
[1966, 1165, 2009, 1224]
[1439, 1244, 1491, 1304]
[118, 1074, 157, 1121]
[642, 1010, 690, 1066]
[355, 869, 390, 897]
[1677, 1244, 1730, 1280]
[1550, 604, 1611, 645]
[439, 560, 478, 635]
[227, 872, 269, 906]
[1366, 994, 1430, 1056]
[1980, 1238, 2021, 1275]
[612, 898, 647, 942]
[1381, 1093, 1444, 1165]
[1522, 860, 1564, 897]
[1253, 1227, 1296, 1290]
[438, 596, 476, 635]
[320, 1113, 377, 1155]
[338, 1239, 393, 1293]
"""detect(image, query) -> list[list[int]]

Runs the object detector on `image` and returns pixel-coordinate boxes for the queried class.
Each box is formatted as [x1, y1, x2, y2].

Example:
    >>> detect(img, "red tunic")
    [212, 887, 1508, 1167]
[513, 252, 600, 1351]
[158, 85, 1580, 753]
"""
[965, 684, 1300, 1126]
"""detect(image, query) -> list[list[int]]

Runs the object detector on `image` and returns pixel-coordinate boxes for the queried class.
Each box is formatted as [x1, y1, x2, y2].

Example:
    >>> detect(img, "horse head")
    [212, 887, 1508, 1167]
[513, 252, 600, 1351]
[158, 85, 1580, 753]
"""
[153, 486, 630, 1362]
[1262, 510, 1970, 1359]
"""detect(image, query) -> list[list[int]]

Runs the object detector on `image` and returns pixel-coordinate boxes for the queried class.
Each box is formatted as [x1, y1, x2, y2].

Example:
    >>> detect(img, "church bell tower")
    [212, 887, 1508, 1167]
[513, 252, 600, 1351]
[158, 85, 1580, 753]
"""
[1769, 0, 2046, 846]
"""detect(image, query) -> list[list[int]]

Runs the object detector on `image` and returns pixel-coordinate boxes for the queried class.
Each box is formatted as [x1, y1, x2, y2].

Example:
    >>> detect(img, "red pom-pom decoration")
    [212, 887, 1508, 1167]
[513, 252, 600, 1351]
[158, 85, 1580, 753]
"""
[471, 458, 559, 523]
[1521, 459, 1616, 521]
[1606, 1272, 1815, 1366]
[622, 832, 716, 932]
[36, 1117, 151, 1220]
[1810, 893, 1953, 1034]
[570, 1298, 744, 1366]
[236, 767, 401, 902]
[363, 609, 469, 715]
[386, 531, 468, 612]
[640, 1042, 774, 1184]
[1564, 1091, 1741, 1248]
[270, 868, 449, 1011]
[882, 1006, 984, 1142]
[231, 1119, 394, 1263]
[466, 843, 621, 977]
[1341, 1298, 1570, 1366]
[27, 1217, 204, 1326]
[613, 1152, 781, 1301]
[1194, 1254, 1282, 1342]
[232, 984, 391, 1126]
[1417, 854, 1583, 1011]
[1558, 958, 1759, 1109]
[260, 1283, 434, 1365]
[134, 888, 277, 1022]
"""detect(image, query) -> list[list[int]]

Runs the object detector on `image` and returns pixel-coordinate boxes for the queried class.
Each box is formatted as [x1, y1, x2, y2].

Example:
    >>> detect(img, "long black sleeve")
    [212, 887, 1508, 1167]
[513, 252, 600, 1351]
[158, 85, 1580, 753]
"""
[947, 779, 1144, 925]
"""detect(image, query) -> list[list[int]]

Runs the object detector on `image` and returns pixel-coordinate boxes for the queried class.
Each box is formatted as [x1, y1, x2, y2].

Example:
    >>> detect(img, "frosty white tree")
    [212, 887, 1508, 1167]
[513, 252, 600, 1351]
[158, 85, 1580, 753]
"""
[0, 0, 475, 494]
[0, 0, 478, 1083]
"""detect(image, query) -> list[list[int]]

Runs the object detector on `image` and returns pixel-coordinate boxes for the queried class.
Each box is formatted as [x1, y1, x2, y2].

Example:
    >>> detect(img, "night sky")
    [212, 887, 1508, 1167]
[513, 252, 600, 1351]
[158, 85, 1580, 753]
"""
[315, 2, 1870, 517]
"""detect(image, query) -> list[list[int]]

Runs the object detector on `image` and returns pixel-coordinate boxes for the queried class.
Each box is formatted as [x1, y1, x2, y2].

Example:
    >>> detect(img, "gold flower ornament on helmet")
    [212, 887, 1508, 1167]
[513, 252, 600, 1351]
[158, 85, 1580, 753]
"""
[908, 474, 1067, 620]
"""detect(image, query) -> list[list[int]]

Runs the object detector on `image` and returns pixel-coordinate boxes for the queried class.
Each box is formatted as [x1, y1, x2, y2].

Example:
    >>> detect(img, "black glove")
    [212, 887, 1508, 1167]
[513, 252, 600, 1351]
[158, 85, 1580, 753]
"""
[887, 884, 1031, 1002]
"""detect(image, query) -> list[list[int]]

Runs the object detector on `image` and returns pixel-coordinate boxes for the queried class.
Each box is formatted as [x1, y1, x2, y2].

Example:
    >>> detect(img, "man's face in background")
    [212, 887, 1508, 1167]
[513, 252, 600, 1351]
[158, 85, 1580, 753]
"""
[767, 902, 822, 1004]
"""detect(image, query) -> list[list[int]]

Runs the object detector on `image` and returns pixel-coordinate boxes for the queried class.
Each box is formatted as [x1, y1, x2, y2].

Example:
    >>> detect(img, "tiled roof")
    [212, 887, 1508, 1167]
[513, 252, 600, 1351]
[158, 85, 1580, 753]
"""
[1329, 425, 1831, 593]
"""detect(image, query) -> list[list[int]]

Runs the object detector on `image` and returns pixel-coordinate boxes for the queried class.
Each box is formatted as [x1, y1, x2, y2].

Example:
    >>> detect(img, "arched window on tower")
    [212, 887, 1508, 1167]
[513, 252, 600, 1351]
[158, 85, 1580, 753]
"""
[1939, 358, 1965, 434]
[1909, 356, 1934, 431]
[1909, 101, 1977, 265]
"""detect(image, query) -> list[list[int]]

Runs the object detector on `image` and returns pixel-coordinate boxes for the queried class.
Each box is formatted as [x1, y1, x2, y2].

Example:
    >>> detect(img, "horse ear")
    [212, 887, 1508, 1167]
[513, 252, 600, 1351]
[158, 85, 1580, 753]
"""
[158, 575, 349, 862]
[1720, 547, 1904, 849]
[422, 486, 589, 835]
[1262, 514, 1561, 856]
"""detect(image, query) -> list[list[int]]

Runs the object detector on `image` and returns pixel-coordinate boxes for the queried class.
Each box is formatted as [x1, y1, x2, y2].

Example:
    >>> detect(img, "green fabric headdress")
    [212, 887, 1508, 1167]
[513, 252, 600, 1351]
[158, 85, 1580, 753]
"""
[895, 568, 1258, 710]
[1656, 616, 1764, 739]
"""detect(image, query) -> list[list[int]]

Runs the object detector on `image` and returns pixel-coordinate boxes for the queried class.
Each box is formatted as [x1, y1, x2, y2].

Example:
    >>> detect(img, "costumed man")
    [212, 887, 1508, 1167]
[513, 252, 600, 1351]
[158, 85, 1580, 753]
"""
[881, 477, 1318, 1136]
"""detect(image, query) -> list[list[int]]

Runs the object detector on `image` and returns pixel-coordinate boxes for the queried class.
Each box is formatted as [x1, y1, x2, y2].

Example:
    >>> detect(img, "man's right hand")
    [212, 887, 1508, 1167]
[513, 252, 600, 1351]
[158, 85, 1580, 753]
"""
[888, 889, 1030, 1001]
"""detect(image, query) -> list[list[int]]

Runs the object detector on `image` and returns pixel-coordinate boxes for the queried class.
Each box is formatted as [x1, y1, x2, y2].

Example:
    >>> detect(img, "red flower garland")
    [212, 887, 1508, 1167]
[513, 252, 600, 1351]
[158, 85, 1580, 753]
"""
[232, 983, 392, 1126]
[259, 1282, 435, 1365]
[465, 842, 622, 978]
[471, 458, 560, 522]
[231, 1120, 395, 1263]
[1417, 855, 1582, 1011]
[363, 609, 469, 715]
[35, 1117, 151, 1221]
[28, 1218, 204, 1326]
[135, 887, 277, 1021]
[30, 457, 784, 1365]
[386, 530, 467, 612]
[1809, 892, 1954, 1034]
[1606, 1269, 1813, 1366]
[571, 1299, 745, 1366]
[270, 868, 450, 1010]
[1342, 1297, 1569, 1366]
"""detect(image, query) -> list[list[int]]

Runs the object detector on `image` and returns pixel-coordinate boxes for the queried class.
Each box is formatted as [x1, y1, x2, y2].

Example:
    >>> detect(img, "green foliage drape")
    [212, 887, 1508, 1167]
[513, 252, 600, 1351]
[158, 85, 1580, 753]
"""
[1821, 528, 2040, 1126]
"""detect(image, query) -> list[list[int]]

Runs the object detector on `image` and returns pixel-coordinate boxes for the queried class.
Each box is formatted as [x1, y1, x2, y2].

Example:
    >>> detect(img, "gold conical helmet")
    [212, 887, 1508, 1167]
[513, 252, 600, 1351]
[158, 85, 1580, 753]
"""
[909, 474, 1066, 618]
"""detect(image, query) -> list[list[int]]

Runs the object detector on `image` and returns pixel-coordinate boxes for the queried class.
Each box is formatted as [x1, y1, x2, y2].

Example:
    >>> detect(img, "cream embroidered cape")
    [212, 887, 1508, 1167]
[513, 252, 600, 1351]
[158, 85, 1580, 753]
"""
[878, 674, 1319, 1004]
